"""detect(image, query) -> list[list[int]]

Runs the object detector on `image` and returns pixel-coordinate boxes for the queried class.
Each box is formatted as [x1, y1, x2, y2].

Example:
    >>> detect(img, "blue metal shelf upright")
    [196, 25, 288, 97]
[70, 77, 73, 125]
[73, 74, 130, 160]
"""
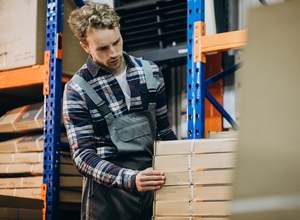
[187, 0, 205, 139]
[43, 1, 64, 219]
[187, 1, 246, 139]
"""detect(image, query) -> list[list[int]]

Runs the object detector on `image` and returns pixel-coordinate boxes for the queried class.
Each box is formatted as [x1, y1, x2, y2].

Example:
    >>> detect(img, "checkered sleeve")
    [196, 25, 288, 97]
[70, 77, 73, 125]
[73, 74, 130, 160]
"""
[63, 81, 139, 190]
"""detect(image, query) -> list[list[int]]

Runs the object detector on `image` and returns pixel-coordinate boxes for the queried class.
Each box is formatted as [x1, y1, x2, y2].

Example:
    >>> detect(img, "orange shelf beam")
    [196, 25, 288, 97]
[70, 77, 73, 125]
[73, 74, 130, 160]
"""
[0, 51, 50, 95]
[194, 21, 247, 63]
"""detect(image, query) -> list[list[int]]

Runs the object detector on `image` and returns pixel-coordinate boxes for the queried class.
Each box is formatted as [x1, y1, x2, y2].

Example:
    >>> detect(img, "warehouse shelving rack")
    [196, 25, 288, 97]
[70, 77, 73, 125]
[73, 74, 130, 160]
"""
[0, 0, 248, 219]
[187, 0, 247, 139]
[0, 1, 65, 219]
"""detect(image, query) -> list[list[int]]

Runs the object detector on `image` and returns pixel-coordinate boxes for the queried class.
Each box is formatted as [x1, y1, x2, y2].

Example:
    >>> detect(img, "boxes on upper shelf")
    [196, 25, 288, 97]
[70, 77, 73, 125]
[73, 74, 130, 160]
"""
[0, 152, 43, 164]
[0, 188, 41, 200]
[0, 134, 43, 152]
[0, 176, 43, 189]
[0, 163, 43, 175]
[0, 0, 87, 75]
[0, 103, 44, 133]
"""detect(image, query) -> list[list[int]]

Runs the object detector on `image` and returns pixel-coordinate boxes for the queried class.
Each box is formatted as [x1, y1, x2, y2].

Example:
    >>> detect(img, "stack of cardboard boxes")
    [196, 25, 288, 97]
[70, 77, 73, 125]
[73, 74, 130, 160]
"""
[0, 134, 44, 199]
[152, 138, 237, 219]
[0, 102, 45, 200]
[0, 104, 83, 203]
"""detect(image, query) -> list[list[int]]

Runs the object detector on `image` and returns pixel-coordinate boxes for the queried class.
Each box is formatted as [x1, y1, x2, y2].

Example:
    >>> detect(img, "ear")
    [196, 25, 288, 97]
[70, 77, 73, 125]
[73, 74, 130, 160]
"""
[80, 41, 90, 53]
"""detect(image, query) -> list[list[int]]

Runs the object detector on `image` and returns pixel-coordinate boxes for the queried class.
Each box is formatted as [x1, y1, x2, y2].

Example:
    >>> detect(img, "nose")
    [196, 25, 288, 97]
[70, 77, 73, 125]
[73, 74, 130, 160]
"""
[109, 46, 118, 58]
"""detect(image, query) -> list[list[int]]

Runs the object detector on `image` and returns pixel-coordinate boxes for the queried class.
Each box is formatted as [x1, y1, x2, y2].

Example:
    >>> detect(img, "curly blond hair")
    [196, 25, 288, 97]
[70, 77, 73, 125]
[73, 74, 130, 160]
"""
[68, 3, 120, 42]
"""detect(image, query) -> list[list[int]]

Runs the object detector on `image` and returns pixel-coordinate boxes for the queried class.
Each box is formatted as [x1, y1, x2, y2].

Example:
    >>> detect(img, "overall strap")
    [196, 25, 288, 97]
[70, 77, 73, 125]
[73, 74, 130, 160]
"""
[140, 60, 157, 104]
[72, 74, 111, 117]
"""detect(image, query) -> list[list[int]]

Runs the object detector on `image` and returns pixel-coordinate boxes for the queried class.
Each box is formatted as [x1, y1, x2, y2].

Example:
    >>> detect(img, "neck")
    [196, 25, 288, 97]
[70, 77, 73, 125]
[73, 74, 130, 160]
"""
[112, 58, 127, 76]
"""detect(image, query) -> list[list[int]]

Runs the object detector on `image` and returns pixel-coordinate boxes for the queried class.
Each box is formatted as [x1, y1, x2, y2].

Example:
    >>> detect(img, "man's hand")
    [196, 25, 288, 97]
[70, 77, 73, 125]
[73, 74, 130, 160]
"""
[135, 167, 166, 192]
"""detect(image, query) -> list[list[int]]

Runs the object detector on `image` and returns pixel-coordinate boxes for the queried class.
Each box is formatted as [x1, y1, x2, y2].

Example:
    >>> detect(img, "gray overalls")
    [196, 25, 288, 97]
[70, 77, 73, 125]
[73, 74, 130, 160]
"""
[72, 60, 161, 220]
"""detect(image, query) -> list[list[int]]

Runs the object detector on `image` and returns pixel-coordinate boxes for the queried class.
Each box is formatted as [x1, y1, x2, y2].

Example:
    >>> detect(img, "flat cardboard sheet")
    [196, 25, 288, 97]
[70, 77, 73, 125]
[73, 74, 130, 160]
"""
[154, 153, 235, 171]
[0, 152, 43, 164]
[0, 163, 43, 175]
[0, 135, 44, 153]
[0, 187, 41, 199]
[154, 200, 230, 216]
[154, 138, 237, 156]
[156, 185, 232, 201]
[164, 169, 234, 186]
[0, 176, 43, 189]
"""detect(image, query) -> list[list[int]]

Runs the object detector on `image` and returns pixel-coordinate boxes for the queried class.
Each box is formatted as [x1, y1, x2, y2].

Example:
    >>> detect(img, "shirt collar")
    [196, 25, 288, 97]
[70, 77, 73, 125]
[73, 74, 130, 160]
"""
[86, 51, 134, 77]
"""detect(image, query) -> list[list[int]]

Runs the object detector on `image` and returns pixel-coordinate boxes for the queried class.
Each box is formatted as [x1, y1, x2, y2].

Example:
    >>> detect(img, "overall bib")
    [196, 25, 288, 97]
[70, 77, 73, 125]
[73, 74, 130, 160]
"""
[73, 60, 160, 220]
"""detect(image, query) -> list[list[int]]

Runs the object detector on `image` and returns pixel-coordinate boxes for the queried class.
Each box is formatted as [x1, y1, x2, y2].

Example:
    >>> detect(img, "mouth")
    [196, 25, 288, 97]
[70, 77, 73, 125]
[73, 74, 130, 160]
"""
[109, 57, 120, 65]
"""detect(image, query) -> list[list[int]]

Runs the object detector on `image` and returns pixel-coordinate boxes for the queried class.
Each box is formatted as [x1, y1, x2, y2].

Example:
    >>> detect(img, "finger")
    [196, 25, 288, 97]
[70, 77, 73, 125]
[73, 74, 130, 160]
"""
[141, 168, 165, 176]
[138, 174, 166, 182]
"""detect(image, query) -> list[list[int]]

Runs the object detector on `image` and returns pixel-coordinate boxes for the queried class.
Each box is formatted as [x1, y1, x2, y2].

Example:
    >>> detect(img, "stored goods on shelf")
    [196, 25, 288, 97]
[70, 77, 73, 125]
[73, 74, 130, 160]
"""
[0, 103, 44, 133]
[0, 134, 43, 152]
[0, 0, 87, 75]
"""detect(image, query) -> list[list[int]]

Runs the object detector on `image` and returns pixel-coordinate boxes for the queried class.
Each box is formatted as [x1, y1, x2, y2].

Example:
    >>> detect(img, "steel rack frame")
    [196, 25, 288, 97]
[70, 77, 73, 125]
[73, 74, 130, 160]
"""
[43, 1, 64, 219]
[187, 0, 246, 139]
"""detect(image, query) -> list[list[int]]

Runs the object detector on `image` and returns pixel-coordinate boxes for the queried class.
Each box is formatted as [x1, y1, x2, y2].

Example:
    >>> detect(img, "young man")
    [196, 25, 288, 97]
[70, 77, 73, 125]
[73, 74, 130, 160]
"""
[63, 3, 177, 220]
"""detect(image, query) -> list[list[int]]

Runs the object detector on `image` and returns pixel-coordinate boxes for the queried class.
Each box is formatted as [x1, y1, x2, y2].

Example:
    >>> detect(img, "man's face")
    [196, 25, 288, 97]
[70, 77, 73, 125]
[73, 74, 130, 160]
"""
[80, 27, 123, 72]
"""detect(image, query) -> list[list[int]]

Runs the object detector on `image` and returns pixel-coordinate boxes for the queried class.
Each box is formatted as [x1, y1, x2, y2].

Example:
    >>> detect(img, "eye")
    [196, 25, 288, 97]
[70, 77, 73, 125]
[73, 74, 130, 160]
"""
[98, 46, 107, 51]
[113, 38, 120, 46]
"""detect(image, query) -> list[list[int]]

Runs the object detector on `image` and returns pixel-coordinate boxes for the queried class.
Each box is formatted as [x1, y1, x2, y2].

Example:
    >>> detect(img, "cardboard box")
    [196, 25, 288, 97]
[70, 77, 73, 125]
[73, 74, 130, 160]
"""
[154, 138, 237, 156]
[0, 195, 43, 220]
[154, 153, 235, 171]
[0, 135, 44, 153]
[60, 164, 81, 176]
[0, 152, 43, 164]
[13, 103, 44, 131]
[60, 176, 82, 188]
[60, 151, 73, 164]
[164, 169, 234, 186]
[0, 1, 46, 71]
[154, 200, 230, 216]
[0, 187, 41, 199]
[0, 0, 87, 75]
[0, 207, 42, 220]
[0, 103, 44, 133]
[0, 163, 43, 175]
[155, 185, 232, 201]
[0, 176, 43, 189]
[60, 188, 82, 203]
[0, 106, 25, 132]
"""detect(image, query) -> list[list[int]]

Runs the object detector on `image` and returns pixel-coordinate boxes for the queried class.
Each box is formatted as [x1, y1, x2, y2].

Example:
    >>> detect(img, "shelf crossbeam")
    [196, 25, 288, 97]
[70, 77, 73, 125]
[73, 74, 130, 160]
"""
[188, 3, 247, 139]
[0, 51, 50, 95]
[194, 21, 247, 63]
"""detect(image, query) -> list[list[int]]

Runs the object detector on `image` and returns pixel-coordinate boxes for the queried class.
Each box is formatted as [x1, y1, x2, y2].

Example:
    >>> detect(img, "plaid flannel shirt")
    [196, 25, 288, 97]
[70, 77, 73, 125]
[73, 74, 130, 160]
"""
[63, 52, 177, 191]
